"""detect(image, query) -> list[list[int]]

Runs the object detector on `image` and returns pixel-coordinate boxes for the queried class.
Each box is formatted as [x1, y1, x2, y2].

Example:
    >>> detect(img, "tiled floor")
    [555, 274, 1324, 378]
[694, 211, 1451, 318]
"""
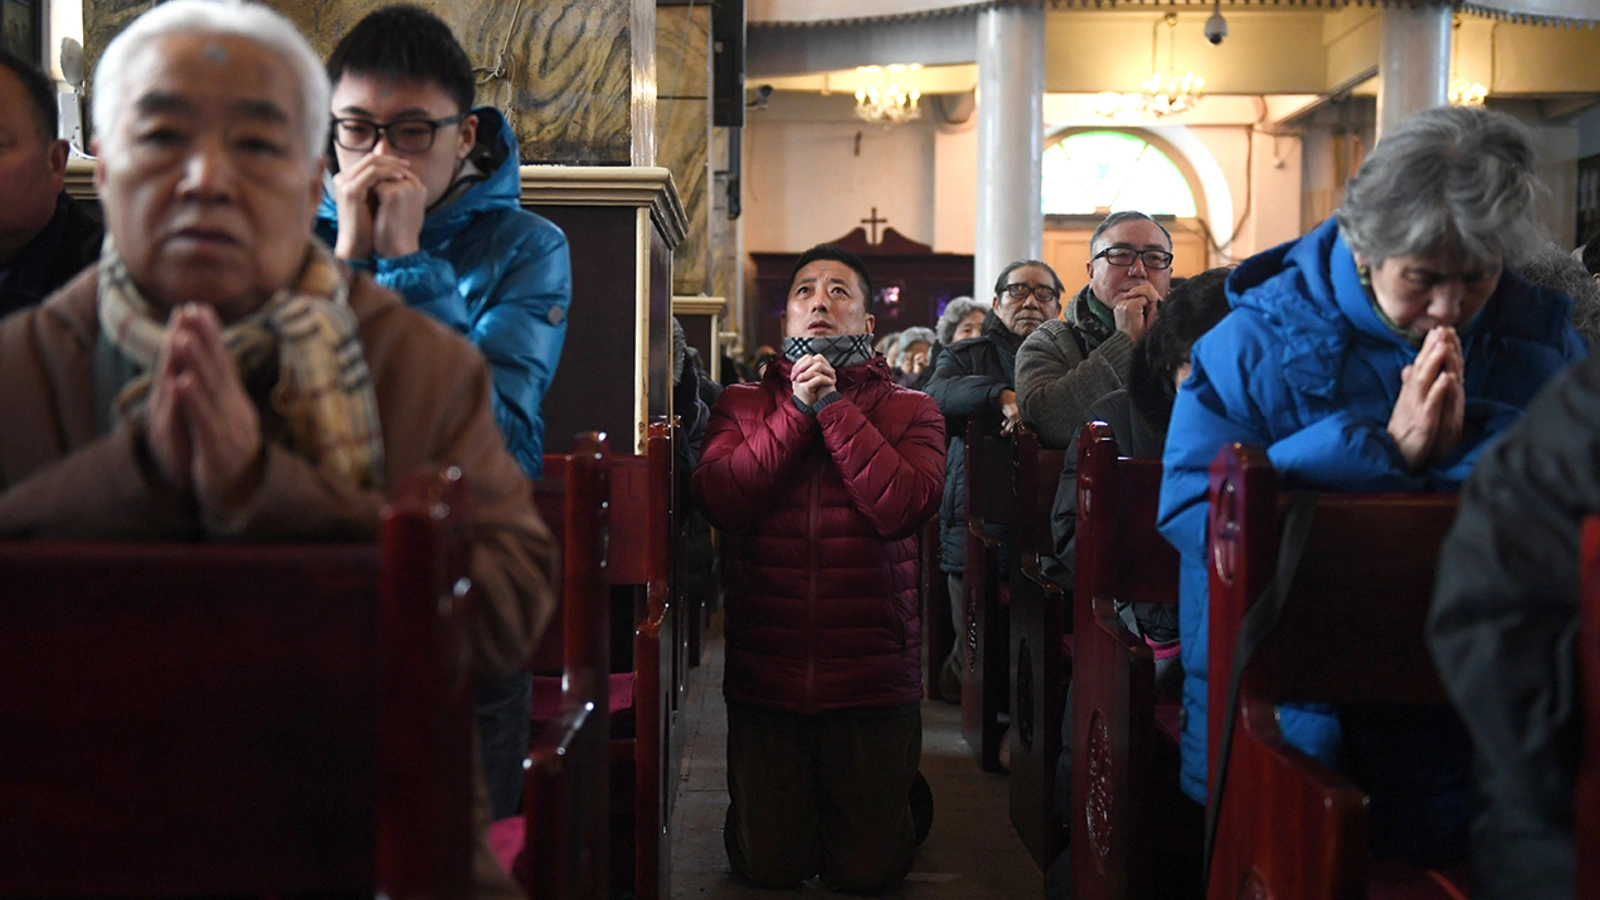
[669, 629, 1043, 899]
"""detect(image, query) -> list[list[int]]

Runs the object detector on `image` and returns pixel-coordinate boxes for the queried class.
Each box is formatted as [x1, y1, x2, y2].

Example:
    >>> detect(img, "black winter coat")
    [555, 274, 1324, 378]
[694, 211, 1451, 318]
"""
[1429, 353, 1600, 900]
[924, 311, 1024, 574]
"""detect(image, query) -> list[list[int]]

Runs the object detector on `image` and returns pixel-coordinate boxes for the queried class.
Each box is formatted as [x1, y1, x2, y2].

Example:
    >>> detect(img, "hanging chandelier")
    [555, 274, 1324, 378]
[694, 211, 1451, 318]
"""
[1097, 13, 1205, 120]
[1449, 80, 1489, 106]
[854, 64, 923, 126]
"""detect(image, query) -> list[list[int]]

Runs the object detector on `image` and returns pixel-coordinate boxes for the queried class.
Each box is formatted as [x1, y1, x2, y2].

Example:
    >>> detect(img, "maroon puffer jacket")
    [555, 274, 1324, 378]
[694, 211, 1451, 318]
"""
[692, 355, 946, 713]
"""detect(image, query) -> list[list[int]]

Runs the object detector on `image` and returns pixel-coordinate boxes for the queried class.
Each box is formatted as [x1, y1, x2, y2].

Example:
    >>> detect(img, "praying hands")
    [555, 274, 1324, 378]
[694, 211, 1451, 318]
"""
[145, 303, 265, 520]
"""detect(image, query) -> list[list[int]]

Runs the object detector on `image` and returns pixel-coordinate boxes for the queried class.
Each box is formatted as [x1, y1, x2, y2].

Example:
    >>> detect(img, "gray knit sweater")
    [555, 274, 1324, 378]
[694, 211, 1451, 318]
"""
[1013, 284, 1136, 449]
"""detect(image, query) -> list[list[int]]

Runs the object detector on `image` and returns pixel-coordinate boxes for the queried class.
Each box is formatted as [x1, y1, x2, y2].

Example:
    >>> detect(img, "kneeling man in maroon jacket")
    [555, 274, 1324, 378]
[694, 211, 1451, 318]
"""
[693, 245, 946, 892]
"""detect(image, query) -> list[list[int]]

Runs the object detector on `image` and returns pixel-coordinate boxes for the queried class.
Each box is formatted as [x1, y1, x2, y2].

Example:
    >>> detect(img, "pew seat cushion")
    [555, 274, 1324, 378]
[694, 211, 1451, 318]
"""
[1366, 860, 1470, 900]
[530, 672, 638, 738]
[487, 816, 524, 878]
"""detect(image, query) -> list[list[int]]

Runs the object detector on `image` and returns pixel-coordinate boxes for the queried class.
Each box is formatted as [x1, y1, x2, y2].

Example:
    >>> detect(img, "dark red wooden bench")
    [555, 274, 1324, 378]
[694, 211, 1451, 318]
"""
[1008, 425, 1071, 868]
[1205, 444, 1465, 900]
[0, 469, 476, 898]
[514, 434, 612, 900]
[1069, 422, 1196, 899]
[1577, 516, 1600, 897]
[962, 419, 1014, 772]
[500, 425, 679, 900]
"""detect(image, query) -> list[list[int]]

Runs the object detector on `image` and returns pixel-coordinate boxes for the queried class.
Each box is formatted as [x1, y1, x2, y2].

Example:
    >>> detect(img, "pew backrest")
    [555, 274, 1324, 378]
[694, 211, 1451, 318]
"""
[0, 469, 475, 899]
[1076, 422, 1178, 613]
[1204, 444, 1458, 900]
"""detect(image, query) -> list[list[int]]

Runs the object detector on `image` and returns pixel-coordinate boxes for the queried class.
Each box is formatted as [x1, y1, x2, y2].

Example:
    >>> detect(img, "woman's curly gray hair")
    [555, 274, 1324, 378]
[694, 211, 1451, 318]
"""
[937, 296, 987, 345]
[1335, 106, 1545, 270]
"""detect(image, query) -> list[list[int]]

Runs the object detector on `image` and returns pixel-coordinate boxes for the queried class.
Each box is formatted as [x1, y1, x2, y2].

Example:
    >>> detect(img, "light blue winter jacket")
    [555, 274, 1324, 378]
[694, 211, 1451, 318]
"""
[317, 107, 571, 478]
[1155, 216, 1586, 803]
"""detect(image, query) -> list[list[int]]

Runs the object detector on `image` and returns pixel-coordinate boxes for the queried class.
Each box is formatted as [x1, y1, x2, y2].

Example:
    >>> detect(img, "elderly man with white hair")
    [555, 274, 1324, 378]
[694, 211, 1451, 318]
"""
[0, 2, 556, 895]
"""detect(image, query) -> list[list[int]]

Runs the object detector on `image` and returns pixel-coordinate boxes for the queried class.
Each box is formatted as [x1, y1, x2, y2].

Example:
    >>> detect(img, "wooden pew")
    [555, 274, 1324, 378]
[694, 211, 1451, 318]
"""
[0, 470, 475, 898]
[922, 514, 953, 701]
[516, 434, 612, 900]
[1008, 425, 1071, 868]
[1205, 444, 1464, 900]
[1579, 517, 1600, 897]
[608, 421, 679, 900]
[962, 418, 1015, 772]
[1069, 423, 1196, 900]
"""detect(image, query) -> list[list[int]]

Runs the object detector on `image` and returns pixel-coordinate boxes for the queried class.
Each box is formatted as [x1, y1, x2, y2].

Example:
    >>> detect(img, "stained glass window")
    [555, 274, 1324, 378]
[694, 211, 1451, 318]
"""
[1041, 130, 1198, 218]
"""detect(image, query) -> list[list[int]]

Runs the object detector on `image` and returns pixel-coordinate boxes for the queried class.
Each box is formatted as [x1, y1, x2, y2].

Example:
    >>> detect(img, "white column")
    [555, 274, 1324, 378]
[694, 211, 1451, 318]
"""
[1377, 5, 1450, 141]
[974, 3, 1045, 298]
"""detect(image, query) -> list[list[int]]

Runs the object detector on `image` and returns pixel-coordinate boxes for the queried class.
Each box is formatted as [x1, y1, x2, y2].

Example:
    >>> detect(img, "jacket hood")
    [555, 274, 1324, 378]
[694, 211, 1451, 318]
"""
[1224, 215, 1575, 401]
[317, 106, 523, 242]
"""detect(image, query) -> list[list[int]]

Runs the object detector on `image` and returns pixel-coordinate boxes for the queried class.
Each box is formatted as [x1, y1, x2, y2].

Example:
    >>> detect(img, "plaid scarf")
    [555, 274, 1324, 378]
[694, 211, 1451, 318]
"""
[97, 237, 386, 489]
[781, 334, 875, 369]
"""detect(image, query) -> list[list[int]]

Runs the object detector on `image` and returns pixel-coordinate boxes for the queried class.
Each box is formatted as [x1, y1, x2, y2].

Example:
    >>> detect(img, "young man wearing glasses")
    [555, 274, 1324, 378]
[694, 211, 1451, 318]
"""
[317, 4, 572, 483]
[315, 4, 572, 825]
[1014, 210, 1175, 449]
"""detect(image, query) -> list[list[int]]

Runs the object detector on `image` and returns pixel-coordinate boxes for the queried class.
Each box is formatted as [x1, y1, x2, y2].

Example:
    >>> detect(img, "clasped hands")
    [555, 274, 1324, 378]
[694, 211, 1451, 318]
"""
[145, 303, 265, 520]
[791, 354, 838, 410]
[1112, 283, 1162, 341]
[331, 154, 427, 260]
[1387, 326, 1466, 471]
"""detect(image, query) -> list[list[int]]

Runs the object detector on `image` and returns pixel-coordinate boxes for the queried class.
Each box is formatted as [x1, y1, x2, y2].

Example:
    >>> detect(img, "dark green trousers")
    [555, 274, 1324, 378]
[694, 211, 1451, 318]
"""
[724, 702, 922, 894]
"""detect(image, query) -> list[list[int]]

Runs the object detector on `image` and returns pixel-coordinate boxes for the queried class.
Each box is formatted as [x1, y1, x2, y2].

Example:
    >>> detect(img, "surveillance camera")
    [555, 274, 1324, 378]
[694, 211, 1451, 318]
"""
[755, 85, 773, 100]
[1204, 10, 1228, 45]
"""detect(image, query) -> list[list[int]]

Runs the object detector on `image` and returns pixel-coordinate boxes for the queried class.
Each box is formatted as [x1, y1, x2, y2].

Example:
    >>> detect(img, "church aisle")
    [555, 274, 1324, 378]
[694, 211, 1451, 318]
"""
[670, 629, 1044, 899]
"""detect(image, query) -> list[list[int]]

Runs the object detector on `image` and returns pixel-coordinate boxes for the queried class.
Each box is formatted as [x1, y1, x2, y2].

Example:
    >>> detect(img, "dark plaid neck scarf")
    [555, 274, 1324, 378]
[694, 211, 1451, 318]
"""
[781, 334, 875, 370]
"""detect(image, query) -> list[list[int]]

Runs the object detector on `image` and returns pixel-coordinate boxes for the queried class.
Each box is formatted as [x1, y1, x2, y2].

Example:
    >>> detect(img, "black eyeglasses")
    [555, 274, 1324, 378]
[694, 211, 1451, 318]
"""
[1092, 246, 1175, 270]
[331, 113, 467, 153]
[1002, 282, 1061, 304]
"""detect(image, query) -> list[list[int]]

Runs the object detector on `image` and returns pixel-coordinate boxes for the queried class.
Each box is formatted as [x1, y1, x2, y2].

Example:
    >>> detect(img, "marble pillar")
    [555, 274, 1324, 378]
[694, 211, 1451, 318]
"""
[82, 0, 657, 165]
[657, 4, 713, 296]
[974, 3, 1045, 299]
[1377, 5, 1450, 141]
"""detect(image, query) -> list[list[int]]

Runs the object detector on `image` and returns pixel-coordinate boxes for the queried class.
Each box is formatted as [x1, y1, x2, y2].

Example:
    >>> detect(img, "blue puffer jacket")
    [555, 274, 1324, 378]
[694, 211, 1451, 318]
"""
[316, 107, 571, 478]
[1156, 216, 1586, 803]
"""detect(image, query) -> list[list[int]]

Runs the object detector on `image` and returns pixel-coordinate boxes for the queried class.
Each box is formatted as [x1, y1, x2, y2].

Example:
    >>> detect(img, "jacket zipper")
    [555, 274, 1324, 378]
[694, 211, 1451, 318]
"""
[806, 464, 820, 710]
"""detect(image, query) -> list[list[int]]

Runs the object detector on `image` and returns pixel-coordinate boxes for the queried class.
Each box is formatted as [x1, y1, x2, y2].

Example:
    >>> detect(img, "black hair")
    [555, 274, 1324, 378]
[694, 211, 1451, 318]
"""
[1090, 210, 1173, 254]
[1583, 231, 1600, 278]
[1128, 266, 1233, 435]
[790, 243, 874, 301]
[326, 5, 476, 114]
[991, 259, 1064, 298]
[0, 46, 58, 141]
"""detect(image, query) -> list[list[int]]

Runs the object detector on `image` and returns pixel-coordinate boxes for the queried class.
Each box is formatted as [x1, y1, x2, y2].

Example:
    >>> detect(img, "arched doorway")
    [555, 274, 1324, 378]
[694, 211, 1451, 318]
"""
[1039, 128, 1213, 292]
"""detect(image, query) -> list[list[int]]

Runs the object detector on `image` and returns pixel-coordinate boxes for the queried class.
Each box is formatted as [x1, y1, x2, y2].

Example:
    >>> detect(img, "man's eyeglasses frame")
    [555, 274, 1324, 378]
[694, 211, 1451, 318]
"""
[330, 112, 468, 154]
[1091, 246, 1175, 271]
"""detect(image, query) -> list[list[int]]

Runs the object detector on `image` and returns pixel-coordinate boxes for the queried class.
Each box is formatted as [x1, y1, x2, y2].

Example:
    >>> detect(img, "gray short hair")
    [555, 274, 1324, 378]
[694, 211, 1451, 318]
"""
[897, 327, 937, 355]
[1091, 211, 1172, 254]
[1336, 106, 1543, 270]
[1519, 241, 1600, 347]
[937, 296, 987, 345]
[93, 0, 329, 165]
